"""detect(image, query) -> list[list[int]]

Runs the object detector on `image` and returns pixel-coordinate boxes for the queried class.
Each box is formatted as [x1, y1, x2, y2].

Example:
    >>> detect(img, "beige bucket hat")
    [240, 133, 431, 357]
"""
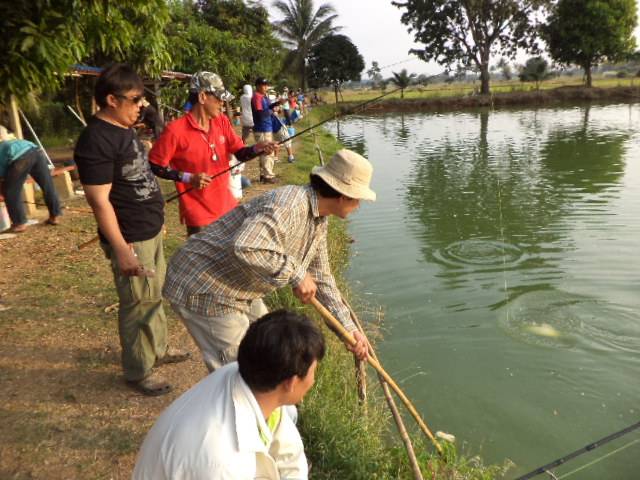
[311, 149, 376, 201]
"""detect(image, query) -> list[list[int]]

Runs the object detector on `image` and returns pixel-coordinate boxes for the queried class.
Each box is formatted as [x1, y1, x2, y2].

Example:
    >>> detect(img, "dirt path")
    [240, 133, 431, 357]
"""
[0, 145, 276, 479]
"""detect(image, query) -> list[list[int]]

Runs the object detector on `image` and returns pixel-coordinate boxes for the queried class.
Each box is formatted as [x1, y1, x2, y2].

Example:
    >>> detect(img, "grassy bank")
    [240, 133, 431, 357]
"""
[326, 79, 640, 114]
[0, 107, 510, 479]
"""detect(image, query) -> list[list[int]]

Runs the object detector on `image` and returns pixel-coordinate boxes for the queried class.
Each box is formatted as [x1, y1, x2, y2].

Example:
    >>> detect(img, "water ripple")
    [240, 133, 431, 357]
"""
[497, 290, 640, 352]
[433, 239, 525, 270]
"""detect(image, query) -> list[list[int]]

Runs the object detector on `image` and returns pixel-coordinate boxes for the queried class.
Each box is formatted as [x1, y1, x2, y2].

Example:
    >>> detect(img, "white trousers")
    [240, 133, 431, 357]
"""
[172, 299, 268, 372]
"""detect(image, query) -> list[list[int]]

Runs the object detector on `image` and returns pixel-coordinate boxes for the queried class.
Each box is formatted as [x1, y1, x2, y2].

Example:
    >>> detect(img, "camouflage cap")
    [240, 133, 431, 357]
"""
[189, 72, 234, 102]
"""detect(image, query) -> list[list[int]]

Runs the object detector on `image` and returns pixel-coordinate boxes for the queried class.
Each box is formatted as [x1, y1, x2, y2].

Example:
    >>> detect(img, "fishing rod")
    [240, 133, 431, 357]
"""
[513, 420, 640, 480]
[23, 199, 93, 214]
[76, 86, 405, 248]
[19, 109, 54, 168]
[66, 105, 87, 127]
[165, 86, 405, 203]
[344, 299, 425, 480]
[310, 297, 444, 457]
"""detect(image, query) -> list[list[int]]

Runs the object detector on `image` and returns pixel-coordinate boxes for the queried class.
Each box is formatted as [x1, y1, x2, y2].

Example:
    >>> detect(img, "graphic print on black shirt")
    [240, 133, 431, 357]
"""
[74, 116, 165, 243]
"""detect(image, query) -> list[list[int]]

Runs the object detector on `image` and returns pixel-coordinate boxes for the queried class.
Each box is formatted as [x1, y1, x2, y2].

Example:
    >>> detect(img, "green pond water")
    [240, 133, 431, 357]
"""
[328, 102, 640, 479]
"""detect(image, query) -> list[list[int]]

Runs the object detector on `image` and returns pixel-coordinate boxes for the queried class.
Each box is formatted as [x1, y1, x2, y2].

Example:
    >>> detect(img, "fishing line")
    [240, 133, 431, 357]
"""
[496, 174, 510, 320]
[512, 420, 640, 480]
[165, 86, 405, 203]
[556, 438, 640, 479]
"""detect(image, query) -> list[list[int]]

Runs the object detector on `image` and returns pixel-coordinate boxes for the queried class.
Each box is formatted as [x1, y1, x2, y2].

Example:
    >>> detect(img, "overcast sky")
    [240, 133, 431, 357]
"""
[329, 0, 442, 77]
[270, 0, 640, 80]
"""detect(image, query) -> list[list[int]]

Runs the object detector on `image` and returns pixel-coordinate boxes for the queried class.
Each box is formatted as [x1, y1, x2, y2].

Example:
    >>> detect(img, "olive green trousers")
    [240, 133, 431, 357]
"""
[102, 231, 167, 381]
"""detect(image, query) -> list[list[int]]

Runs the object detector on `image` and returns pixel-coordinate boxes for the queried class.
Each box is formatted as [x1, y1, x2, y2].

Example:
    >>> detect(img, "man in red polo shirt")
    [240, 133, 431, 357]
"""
[149, 72, 279, 236]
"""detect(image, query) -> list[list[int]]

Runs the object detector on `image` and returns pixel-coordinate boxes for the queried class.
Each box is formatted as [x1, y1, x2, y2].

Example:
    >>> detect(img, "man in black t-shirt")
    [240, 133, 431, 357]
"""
[74, 64, 191, 396]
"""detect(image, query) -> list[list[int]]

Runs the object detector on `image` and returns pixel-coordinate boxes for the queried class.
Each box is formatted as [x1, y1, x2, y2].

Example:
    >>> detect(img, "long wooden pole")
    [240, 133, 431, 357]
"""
[345, 302, 424, 480]
[310, 298, 443, 456]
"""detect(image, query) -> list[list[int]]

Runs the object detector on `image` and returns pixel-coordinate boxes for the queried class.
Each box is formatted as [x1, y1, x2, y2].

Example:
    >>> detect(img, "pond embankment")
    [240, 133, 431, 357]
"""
[342, 85, 640, 113]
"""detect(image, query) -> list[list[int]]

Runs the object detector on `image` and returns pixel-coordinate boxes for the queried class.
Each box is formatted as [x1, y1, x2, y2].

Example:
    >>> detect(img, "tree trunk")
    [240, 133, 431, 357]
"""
[300, 54, 308, 91]
[480, 63, 491, 94]
[334, 83, 339, 106]
[225, 100, 233, 124]
[585, 65, 593, 88]
[154, 82, 164, 125]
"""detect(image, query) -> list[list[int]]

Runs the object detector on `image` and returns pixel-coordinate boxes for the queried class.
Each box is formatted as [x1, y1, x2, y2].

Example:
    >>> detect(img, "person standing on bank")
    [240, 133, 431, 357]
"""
[163, 149, 375, 373]
[149, 72, 279, 236]
[132, 309, 325, 480]
[251, 77, 285, 184]
[239, 84, 254, 143]
[0, 126, 62, 233]
[74, 64, 191, 396]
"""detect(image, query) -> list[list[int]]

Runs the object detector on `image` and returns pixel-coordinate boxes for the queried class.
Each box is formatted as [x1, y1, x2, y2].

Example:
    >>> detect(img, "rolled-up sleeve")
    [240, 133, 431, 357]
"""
[308, 235, 356, 332]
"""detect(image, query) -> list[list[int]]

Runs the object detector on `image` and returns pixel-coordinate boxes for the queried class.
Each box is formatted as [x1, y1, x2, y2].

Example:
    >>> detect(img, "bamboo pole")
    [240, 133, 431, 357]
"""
[24, 200, 93, 215]
[76, 236, 100, 251]
[345, 302, 424, 480]
[311, 132, 325, 166]
[310, 297, 443, 456]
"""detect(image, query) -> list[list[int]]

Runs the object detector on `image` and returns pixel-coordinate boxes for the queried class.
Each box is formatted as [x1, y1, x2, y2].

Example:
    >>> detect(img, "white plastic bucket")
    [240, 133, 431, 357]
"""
[229, 173, 243, 200]
[0, 203, 9, 231]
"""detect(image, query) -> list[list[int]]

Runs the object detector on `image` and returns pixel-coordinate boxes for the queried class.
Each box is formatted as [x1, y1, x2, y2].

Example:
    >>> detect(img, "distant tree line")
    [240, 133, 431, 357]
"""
[391, 0, 638, 93]
[1, 0, 366, 118]
[2, 0, 639, 124]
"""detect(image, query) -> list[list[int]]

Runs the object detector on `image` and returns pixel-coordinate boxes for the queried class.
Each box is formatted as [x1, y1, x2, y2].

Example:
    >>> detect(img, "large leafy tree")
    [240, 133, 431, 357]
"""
[543, 0, 637, 87]
[272, 0, 341, 89]
[0, 0, 171, 101]
[165, 0, 284, 93]
[307, 34, 364, 104]
[392, 0, 546, 94]
[389, 69, 417, 98]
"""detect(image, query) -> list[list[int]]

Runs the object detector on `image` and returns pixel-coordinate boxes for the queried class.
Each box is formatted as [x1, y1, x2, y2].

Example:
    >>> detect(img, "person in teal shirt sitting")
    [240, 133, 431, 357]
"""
[0, 126, 62, 233]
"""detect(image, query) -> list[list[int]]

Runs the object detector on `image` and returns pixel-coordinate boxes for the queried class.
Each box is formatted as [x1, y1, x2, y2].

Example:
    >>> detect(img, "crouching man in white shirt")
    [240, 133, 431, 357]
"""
[132, 309, 325, 480]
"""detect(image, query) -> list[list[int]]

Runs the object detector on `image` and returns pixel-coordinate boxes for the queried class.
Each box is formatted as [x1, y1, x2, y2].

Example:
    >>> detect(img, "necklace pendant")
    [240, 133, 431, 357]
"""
[212, 153, 218, 161]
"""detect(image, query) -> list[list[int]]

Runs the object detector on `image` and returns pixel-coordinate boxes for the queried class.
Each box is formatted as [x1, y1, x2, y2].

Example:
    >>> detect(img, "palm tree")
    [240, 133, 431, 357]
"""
[518, 57, 555, 90]
[389, 69, 416, 98]
[272, 0, 341, 89]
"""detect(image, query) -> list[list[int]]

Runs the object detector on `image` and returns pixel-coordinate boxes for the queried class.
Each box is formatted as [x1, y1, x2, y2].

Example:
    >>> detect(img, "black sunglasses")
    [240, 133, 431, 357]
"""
[116, 94, 145, 104]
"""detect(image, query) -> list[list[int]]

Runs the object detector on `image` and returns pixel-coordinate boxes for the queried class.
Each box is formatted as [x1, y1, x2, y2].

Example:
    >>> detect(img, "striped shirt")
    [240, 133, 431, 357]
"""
[163, 184, 356, 332]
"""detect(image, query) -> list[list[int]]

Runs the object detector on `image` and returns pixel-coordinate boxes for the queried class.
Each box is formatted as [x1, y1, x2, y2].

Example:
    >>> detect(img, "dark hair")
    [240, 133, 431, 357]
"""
[238, 310, 325, 392]
[94, 64, 144, 108]
[309, 173, 342, 198]
[187, 91, 201, 107]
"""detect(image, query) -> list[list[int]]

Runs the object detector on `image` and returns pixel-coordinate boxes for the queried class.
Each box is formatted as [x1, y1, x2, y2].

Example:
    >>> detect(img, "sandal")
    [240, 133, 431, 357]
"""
[44, 218, 59, 226]
[154, 346, 193, 367]
[4, 225, 27, 234]
[128, 370, 173, 396]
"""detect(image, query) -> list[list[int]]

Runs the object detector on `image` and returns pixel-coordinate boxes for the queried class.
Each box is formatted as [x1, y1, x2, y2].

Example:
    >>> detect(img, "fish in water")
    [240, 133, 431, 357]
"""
[523, 322, 563, 338]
